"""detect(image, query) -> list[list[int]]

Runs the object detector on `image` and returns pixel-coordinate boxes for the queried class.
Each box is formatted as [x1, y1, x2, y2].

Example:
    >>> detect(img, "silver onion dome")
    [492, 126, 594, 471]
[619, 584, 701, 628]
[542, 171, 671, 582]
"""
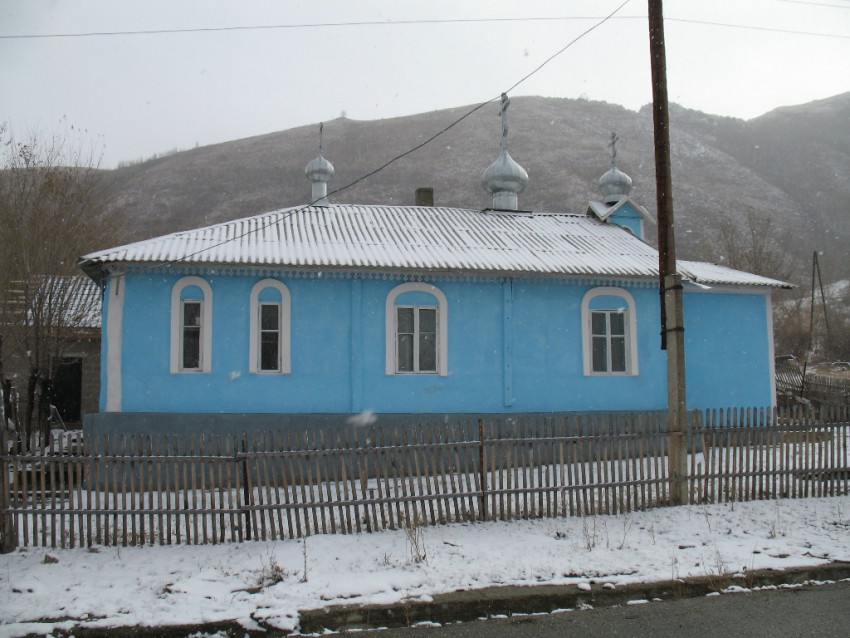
[599, 165, 632, 204]
[305, 153, 334, 182]
[482, 149, 529, 209]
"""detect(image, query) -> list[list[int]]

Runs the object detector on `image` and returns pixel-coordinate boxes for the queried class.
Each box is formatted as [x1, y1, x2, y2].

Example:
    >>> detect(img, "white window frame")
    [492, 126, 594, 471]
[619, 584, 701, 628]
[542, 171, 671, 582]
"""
[581, 287, 639, 376]
[170, 276, 212, 373]
[385, 282, 448, 376]
[395, 305, 439, 374]
[249, 279, 291, 374]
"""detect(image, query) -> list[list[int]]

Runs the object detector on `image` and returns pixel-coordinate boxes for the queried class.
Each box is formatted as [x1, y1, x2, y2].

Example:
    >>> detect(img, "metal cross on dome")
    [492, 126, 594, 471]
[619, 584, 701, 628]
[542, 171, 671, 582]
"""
[318, 122, 324, 155]
[608, 131, 619, 167]
[499, 93, 511, 151]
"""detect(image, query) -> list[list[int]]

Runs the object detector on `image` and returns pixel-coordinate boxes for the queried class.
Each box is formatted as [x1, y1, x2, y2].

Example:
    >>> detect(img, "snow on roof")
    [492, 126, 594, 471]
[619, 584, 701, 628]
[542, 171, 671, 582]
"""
[44, 275, 101, 329]
[12, 276, 101, 329]
[79, 204, 788, 288]
[678, 260, 789, 289]
[67, 276, 102, 328]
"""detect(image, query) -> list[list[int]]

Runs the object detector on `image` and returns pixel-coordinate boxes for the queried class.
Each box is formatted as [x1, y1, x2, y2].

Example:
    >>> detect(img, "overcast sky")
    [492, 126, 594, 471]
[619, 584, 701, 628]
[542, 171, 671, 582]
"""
[2, 0, 849, 168]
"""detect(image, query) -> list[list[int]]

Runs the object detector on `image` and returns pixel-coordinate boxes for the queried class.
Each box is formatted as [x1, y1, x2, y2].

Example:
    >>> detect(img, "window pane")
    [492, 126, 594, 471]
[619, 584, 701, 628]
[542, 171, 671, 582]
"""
[261, 304, 279, 331]
[261, 333, 279, 371]
[418, 308, 436, 332]
[183, 302, 201, 327]
[397, 307, 414, 333]
[591, 312, 607, 336]
[610, 312, 625, 336]
[183, 327, 200, 369]
[611, 336, 626, 372]
[397, 333, 413, 372]
[419, 332, 437, 371]
[182, 300, 202, 369]
[592, 336, 607, 372]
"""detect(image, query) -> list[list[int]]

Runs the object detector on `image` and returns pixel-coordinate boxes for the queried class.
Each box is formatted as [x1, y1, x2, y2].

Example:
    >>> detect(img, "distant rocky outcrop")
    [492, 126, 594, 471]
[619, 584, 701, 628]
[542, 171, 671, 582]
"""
[98, 93, 850, 282]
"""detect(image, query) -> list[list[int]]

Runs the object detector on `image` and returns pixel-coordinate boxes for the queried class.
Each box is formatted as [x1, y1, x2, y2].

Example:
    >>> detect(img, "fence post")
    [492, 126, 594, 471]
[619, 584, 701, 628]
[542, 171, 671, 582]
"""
[478, 419, 487, 520]
[240, 437, 253, 541]
[688, 410, 702, 504]
[1, 428, 18, 553]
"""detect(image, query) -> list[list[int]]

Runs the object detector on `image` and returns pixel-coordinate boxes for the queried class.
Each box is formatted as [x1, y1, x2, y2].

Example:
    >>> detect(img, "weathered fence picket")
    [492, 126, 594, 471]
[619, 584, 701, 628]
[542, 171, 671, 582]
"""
[2, 406, 849, 550]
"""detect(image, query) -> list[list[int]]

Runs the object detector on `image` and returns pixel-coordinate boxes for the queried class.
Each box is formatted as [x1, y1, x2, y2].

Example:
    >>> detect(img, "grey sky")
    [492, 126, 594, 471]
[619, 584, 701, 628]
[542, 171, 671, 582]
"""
[2, 0, 848, 168]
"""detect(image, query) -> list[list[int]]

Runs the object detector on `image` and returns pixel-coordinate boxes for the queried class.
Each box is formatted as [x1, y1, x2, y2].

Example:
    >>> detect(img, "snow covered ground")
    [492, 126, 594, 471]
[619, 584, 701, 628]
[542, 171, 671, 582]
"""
[2, 495, 849, 637]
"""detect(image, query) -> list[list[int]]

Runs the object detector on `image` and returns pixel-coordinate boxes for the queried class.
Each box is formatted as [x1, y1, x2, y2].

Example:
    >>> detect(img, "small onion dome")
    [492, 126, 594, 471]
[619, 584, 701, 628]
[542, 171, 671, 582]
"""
[599, 165, 632, 205]
[305, 153, 334, 206]
[305, 153, 335, 183]
[482, 149, 529, 210]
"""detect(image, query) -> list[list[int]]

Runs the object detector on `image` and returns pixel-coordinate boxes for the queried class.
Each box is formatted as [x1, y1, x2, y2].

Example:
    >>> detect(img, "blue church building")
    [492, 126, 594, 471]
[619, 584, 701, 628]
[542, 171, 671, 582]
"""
[79, 102, 788, 434]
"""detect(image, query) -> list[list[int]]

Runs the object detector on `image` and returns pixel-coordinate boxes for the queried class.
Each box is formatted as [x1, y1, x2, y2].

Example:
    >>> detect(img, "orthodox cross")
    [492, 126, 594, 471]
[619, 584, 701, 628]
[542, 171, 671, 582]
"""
[318, 122, 324, 155]
[608, 131, 619, 167]
[499, 93, 511, 151]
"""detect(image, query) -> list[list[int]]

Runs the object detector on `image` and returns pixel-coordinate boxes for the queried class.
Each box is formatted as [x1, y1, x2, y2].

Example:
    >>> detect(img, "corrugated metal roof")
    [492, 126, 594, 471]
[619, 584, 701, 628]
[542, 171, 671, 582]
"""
[9, 276, 101, 329]
[65, 276, 102, 329]
[79, 204, 788, 288]
[677, 260, 786, 288]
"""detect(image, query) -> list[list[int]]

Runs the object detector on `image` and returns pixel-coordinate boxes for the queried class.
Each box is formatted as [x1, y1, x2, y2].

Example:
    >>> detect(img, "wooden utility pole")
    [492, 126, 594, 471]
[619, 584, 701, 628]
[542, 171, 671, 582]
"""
[808, 251, 832, 356]
[648, 0, 688, 505]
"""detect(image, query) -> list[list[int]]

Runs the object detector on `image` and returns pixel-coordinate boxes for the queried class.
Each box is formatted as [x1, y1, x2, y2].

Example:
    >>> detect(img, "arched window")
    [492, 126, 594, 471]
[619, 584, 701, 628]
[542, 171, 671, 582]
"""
[581, 287, 639, 376]
[385, 282, 448, 376]
[249, 279, 291, 374]
[170, 276, 212, 373]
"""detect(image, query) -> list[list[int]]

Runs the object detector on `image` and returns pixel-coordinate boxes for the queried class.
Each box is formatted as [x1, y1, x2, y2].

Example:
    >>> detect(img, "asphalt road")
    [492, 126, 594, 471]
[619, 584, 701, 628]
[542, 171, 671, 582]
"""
[349, 580, 850, 638]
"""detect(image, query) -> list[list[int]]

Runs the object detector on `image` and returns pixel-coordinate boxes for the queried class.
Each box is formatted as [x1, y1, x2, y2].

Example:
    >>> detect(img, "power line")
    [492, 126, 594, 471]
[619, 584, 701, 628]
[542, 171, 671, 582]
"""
[504, 1, 633, 96]
[1, 15, 642, 40]
[4, 13, 849, 41]
[142, 1, 633, 269]
[666, 17, 850, 39]
[777, 0, 850, 8]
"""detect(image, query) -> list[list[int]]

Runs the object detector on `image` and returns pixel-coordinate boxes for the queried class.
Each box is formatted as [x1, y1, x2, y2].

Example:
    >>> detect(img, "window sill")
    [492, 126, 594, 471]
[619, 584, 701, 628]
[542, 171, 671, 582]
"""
[391, 371, 440, 376]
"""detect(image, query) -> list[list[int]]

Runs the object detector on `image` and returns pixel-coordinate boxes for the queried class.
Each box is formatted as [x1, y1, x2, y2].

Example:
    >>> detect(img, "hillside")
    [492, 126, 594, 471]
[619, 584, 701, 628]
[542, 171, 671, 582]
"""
[98, 94, 850, 283]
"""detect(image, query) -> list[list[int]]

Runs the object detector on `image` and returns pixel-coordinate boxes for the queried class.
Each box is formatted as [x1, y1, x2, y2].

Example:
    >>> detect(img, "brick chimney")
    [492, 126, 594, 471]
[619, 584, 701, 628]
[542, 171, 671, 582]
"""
[415, 187, 434, 207]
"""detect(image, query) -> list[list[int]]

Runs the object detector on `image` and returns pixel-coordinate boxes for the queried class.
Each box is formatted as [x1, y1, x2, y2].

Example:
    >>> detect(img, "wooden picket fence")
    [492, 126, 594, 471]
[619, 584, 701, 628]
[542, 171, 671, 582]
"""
[2, 405, 849, 551]
[775, 359, 850, 407]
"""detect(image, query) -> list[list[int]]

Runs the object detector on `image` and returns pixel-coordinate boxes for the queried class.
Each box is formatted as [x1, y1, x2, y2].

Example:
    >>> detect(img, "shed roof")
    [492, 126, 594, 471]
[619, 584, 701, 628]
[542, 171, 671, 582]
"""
[79, 204, 788, 289]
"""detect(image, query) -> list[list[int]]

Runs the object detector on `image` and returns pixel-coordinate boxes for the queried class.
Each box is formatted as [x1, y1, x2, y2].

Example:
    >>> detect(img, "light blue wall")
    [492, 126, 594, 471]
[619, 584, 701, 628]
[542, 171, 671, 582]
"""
[683, 290, 774, 408]
[510, 282, 668, 411]
[116, 273, 353, 413]
[103, 271, 775, 416]
[608, 202, 644, 238]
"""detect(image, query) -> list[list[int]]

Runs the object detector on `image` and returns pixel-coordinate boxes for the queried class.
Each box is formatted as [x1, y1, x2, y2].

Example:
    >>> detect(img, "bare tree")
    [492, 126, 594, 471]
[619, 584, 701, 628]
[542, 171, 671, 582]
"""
[700, 207, 793, 281]
[773, 288, 811, 359]
[0, 123, 114, 442]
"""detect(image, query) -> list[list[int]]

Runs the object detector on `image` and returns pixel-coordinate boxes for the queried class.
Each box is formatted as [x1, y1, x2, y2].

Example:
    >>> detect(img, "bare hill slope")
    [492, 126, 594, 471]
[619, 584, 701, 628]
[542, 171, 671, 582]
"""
[99, 94, 850, 281]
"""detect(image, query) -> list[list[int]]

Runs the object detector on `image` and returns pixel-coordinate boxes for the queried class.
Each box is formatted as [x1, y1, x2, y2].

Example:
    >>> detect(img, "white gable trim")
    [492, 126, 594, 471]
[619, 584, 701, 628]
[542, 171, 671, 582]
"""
[586, 197, 655, 225]
[104, 272, 125, 412]
[385, 282, 448, 376]
[766, 293, 777, 408]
